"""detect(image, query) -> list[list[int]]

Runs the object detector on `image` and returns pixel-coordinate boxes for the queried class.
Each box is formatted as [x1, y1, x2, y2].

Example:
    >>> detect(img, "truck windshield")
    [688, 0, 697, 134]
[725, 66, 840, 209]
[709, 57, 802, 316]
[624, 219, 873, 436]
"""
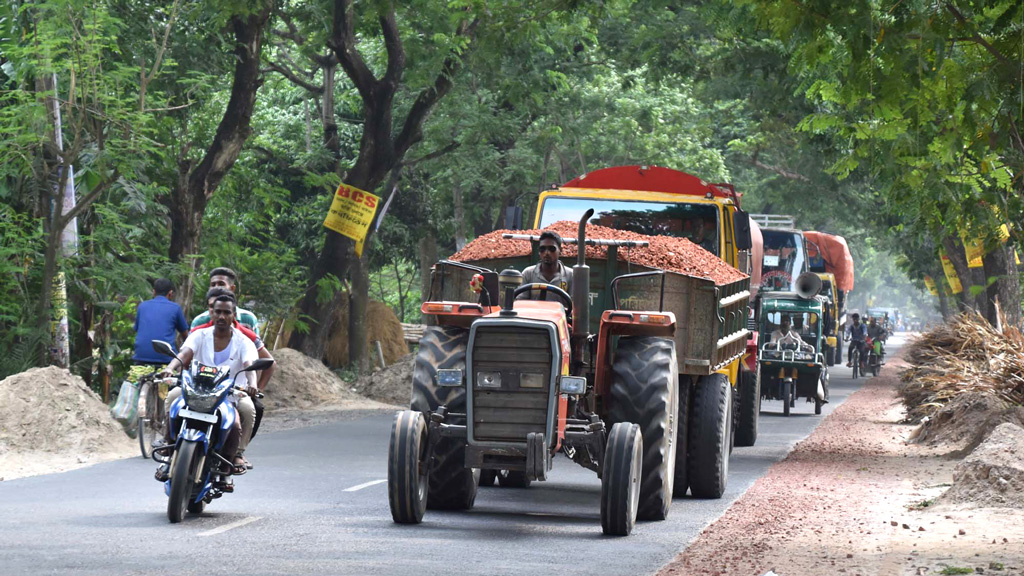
[537, 197, 720, 256]
[761, 230, 807, 292]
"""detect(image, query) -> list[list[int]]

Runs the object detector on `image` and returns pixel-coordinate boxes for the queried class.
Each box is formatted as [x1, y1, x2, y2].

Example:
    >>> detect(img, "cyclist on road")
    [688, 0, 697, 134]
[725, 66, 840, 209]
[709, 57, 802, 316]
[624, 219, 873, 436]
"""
[845, 313, 868, 371]
[132, 278, 189, 366]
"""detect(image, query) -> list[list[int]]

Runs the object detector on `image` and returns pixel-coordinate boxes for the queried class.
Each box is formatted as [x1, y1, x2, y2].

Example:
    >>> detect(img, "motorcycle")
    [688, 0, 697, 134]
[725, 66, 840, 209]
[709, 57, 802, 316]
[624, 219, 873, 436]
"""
[150, 340, 272, 523]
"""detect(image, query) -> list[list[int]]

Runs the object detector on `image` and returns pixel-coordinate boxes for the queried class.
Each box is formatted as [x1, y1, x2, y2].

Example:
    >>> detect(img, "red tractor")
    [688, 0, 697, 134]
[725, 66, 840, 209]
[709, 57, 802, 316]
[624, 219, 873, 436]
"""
[388, 206, 752, 535]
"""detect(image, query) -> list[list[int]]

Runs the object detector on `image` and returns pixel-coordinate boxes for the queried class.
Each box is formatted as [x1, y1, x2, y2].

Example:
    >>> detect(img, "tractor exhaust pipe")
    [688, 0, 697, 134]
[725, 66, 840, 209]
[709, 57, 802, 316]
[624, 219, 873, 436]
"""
[571, 209, 594, 375]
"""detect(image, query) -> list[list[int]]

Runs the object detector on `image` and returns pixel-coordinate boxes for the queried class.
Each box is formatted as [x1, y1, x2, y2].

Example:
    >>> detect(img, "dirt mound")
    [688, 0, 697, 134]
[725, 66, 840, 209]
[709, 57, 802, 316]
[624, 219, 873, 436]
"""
[0, 366, 134, 478]
[350, 354, 414, 407]
[908, 392, 1024, 451]
[324, 300, 408, 368]
[449, 220, 747, 285]
[939, 423, 1024, 508]
[264, 348, 394, 411]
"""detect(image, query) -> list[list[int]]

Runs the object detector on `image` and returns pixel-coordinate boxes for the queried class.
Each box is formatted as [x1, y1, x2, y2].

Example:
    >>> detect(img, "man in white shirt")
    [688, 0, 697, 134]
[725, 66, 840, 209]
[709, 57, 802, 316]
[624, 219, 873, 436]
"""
[159, 294, 259, 478]
[770, 315, 803, 346]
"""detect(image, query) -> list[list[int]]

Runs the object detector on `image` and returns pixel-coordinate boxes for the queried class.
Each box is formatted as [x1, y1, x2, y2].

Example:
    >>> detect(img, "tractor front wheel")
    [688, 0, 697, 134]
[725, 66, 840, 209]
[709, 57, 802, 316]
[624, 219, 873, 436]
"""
[388, 410, 429, 524]
[601, 422, 643, 536]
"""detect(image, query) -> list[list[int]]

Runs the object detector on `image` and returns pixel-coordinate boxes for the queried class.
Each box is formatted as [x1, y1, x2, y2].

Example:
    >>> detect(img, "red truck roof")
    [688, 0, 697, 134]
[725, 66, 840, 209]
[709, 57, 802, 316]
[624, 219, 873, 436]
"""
[562, 166, 739, 203]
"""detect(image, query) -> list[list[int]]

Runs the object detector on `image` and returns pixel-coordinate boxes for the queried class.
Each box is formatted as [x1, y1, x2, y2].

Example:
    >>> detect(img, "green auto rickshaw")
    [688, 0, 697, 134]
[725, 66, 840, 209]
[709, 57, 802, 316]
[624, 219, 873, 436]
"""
[758, 291, 830, 416]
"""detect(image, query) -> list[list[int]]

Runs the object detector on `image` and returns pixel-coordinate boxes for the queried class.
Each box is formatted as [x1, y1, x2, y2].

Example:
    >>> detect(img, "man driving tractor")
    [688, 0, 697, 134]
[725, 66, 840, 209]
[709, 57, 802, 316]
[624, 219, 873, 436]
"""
[519, 230, 573, 298]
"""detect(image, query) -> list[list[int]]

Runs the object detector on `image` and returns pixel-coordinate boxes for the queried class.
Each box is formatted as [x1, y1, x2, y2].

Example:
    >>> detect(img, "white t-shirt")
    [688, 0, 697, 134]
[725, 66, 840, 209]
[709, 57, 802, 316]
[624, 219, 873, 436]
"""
[181, 326, 259, 386]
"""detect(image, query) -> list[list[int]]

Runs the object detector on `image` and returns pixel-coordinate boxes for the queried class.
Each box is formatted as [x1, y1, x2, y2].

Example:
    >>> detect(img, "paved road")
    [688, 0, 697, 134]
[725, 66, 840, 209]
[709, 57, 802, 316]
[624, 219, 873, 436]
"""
[0, 336, 905, 576]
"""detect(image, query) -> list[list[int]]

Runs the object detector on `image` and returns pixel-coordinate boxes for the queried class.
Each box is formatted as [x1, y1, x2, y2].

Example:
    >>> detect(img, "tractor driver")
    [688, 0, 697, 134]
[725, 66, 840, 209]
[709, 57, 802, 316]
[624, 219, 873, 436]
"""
[520, 230, 573, 301]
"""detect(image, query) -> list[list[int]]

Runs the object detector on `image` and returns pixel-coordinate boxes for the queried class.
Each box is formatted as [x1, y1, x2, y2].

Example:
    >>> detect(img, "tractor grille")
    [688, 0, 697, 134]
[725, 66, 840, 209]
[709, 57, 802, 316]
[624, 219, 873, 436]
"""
[470, 325, 553, 443]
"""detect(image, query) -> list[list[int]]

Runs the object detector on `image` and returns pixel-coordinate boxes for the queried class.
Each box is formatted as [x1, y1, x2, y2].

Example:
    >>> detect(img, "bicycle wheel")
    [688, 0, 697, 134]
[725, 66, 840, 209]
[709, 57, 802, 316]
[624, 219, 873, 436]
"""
[137, 382, 163, 459]
[851, 349, 860, 379]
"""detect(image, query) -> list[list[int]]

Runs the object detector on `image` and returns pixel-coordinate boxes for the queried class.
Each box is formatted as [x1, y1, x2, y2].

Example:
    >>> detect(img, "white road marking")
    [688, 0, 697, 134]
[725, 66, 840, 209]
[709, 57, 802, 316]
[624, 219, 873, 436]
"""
[199, 516, 261, 536]
[343, 479, 387, 492]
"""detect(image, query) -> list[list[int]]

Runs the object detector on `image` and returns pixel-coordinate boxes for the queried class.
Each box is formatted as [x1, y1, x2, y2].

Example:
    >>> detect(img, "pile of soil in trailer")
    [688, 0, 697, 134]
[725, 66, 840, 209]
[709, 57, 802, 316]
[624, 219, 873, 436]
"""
[449, 220, 747, 285]
[900, 312, 1024, 449]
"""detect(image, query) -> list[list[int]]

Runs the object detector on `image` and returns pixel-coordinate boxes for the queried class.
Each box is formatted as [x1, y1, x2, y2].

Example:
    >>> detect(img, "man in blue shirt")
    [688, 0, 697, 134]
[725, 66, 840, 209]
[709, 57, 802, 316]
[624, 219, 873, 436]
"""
[133, 278, 189, 364]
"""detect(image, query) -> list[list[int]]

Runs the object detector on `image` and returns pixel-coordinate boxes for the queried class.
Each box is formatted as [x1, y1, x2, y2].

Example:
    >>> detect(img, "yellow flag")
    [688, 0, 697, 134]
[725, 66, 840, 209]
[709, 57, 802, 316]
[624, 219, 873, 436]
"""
[940, 252, 963, 294]
[923, 275, 938, 295]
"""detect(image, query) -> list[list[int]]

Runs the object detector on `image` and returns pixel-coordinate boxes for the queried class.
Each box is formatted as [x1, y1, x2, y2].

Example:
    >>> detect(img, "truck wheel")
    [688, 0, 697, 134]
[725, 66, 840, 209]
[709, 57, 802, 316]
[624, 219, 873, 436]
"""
[734, 368, 759, 447]
[687, 373, 731, 499]
[410, 326, 478, 510]
[672, 377, 692, 498]
[609, 336, 678, 521]
[388, 410, 429, 524]
[497, 470, 531, 488]
[601, 422, 642, 536]
[825, 345, 835, 367]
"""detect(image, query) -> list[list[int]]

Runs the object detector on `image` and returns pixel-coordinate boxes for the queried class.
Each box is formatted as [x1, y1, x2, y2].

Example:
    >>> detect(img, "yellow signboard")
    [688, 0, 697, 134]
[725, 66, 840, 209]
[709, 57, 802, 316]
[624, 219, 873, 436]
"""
[923, 275, 938, 296]
[323, 183, 380, 256]
[940, 252, 963, 294]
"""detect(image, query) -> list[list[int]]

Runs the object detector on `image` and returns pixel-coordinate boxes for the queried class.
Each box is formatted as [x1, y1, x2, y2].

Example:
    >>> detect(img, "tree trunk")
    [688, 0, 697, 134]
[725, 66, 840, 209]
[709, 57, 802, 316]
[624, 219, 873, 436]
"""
[982, 242, 1021, 328]
[453, 182, 466, 250]
[165, 5, 272, 311]
[936, 280, 951, 320]
[419, 232, 437, 326]
[349, 252, 371, 373]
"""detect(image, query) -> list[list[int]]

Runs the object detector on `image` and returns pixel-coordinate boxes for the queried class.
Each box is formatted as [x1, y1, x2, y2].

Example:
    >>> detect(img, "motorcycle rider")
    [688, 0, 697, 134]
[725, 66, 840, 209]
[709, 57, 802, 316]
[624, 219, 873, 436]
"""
[156, 293, 259, 481]
[192, 287, 276, 443]
[845, 313, 868, 370]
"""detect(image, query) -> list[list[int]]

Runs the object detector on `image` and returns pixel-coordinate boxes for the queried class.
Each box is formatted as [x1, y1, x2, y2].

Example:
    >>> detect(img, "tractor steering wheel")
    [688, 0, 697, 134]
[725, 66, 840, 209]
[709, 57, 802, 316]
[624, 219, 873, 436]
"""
[512, 283, 573, 316]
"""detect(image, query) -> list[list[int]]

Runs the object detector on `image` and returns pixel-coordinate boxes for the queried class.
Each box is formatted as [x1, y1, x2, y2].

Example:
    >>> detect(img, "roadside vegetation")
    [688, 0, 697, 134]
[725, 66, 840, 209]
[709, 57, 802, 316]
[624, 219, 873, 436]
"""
[1, 0, 1021, 388]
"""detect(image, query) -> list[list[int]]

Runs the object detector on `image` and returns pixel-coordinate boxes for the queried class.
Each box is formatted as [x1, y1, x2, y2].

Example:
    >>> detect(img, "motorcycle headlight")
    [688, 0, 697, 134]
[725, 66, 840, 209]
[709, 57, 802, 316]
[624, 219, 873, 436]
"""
[183, 381, 220, 413]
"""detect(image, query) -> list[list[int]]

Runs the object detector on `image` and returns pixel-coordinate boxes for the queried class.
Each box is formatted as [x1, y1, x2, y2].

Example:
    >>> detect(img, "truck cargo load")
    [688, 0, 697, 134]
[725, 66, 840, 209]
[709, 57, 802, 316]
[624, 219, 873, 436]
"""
[803, 231, 854, 292]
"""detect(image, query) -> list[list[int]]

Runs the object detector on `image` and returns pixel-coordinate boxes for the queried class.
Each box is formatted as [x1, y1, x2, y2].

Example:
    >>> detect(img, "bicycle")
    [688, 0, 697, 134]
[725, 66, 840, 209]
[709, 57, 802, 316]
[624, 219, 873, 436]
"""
[134, 367, 171, 459]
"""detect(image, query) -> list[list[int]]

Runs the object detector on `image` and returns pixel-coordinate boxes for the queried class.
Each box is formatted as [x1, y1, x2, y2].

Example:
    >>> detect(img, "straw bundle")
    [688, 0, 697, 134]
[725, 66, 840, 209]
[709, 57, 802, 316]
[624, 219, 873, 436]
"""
[899, 311, 1024, 422]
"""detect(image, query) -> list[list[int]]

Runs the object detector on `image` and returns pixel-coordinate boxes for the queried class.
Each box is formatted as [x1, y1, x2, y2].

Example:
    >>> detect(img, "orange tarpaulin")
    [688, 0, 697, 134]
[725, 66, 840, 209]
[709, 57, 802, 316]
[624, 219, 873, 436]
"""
[803, 231, 854, 292]
[749, 218, 763, 298]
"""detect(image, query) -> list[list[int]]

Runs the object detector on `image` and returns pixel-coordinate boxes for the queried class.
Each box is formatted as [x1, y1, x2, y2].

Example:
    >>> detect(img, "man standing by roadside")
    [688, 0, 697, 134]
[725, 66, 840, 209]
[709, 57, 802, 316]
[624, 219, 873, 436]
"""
[132, 278, 189, 365]
[190, 267, 260, 336]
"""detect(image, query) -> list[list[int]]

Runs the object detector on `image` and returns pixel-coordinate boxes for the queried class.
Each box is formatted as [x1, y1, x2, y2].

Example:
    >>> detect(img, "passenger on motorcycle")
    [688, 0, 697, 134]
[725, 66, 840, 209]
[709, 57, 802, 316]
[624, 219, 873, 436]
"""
[845, 313, 868, 370]
[867, 317, 887, 359]
[157, 293, 259, 480]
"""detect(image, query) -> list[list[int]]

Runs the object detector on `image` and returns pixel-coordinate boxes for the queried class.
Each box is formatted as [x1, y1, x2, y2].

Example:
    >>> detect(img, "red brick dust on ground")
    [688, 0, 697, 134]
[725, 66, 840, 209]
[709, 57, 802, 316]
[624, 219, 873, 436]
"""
[449, 220, 747, 286]
[658, 348, 1024, 576]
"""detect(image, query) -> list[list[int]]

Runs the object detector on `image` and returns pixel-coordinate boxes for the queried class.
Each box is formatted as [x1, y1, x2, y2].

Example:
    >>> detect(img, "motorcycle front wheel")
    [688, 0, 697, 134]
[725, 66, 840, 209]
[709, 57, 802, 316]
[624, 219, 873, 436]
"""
[168, 440, 199, 523]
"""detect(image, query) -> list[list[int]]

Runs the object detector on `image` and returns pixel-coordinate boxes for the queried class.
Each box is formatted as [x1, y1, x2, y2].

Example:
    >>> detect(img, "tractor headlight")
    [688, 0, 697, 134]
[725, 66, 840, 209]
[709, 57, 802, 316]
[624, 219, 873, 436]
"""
[559, 376, 586, 395]
[437, 369, 463, 387]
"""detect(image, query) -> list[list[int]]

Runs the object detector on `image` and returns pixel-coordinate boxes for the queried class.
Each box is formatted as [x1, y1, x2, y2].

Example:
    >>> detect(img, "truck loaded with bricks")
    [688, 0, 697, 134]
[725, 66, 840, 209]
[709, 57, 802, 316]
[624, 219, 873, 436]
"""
[387, 166, 762, 535]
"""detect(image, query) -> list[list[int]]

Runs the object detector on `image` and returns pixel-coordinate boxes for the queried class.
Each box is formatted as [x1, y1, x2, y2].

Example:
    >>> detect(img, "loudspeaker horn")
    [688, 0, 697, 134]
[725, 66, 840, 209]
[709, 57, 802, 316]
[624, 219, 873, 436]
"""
[796, 271, 822, 299]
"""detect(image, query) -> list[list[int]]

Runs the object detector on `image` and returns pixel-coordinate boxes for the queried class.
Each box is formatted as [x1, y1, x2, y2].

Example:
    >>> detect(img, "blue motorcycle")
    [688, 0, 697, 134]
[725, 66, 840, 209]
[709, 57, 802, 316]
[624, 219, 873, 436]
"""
[151, 340, 272, 523]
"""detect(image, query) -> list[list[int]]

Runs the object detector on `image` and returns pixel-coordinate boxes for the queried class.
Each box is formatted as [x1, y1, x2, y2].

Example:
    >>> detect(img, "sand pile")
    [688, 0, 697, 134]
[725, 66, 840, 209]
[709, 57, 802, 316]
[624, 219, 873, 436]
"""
[350, 354, 415, 407]
[939, 423, 1024, 508]
[0, 366, 134, 479]
[283, 300, 408, 369]
[263, 348, 394, 411]
[909, 392, 1024, 452]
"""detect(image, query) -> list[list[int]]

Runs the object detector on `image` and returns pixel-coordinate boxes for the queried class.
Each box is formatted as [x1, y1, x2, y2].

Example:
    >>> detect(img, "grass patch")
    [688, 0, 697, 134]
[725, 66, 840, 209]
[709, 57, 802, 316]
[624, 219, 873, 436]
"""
[940, 567, 973, 575]
[907, 499, 934, 511]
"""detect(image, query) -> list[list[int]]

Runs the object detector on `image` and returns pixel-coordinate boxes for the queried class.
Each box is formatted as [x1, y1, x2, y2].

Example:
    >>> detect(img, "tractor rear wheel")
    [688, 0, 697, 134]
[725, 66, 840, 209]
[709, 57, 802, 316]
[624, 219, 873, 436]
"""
[687, 373, 731, 499]
[609, 336, 678, 521]
[601, 422, 642, 536]
[411, 326, 479, 510]
[388, 410, 429, 524]
[734, 368, 759, 447]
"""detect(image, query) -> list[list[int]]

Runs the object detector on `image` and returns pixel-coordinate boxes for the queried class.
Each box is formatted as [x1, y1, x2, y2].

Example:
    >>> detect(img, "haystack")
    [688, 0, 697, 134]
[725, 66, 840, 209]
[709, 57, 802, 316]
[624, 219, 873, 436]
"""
[324, 300, 408, 368]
